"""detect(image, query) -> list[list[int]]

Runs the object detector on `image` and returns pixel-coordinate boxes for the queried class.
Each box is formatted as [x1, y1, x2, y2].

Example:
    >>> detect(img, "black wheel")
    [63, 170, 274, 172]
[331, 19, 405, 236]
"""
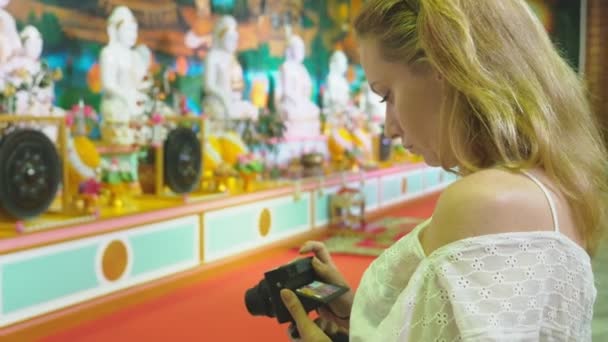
[164, 127, 202, 194]
[0, 129, 62, 219]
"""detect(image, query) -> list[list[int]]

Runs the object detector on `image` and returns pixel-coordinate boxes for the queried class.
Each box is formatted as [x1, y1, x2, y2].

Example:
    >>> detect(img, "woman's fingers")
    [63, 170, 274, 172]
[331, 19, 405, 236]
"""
[299, 241, 333, 264]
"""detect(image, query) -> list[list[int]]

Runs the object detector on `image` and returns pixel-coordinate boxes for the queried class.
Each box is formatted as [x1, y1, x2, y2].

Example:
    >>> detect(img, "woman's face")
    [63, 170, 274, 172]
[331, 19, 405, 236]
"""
[359, 38, 446, 166]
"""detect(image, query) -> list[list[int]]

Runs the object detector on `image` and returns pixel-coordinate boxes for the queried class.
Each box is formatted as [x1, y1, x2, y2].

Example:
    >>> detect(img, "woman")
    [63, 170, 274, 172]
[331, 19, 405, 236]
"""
[281, 0, 607, 341]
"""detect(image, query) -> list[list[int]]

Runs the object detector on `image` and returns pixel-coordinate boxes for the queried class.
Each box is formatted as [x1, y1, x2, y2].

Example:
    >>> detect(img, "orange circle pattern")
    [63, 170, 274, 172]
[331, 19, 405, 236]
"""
[259, 208, 272, 237]
[102, 240, 128, 282]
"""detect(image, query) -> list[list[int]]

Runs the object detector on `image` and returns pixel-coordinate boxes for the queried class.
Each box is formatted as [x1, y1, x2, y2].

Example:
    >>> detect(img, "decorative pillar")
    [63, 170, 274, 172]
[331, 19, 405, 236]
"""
[585, 0, 608, 132]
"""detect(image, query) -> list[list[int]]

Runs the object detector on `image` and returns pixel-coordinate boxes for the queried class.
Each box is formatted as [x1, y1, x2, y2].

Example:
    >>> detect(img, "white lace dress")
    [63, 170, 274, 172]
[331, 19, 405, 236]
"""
[349, 172, 596, 341]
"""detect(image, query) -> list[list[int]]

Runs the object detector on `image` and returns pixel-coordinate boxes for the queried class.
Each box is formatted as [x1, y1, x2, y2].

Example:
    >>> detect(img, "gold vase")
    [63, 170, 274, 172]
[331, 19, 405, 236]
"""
[240, 172, 258, 192]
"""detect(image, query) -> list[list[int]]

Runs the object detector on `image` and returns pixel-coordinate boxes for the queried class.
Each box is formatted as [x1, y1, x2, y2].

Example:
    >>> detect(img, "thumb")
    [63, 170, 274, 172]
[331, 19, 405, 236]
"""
[281, 289, 311, 330]
[282, 290, 331, 342]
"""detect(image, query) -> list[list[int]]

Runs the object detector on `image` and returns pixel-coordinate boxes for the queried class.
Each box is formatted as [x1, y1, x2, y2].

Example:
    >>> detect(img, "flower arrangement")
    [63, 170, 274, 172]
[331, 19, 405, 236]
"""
[234, 152, 265, 192]
[147, 63, 182, 114]
[235, 152, 265, 175]
[37, 62, 63, 89]
[0, 84, 17, 113]
[65, 101, 99, 136]
[242, 109, 286, 153]
[11, 61, 61, 91]
[1, 61, 62, 113]
[101, 157, 136, 184]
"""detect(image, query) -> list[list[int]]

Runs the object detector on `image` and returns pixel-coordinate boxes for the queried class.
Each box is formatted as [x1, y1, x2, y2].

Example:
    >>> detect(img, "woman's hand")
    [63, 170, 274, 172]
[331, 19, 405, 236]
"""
[281, 289, 331, 342]
[299, 241, 354, 328]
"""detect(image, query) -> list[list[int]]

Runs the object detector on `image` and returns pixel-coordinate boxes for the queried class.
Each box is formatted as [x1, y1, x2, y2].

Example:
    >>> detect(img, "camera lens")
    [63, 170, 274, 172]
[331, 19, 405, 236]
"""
[244, 279, 275, 318]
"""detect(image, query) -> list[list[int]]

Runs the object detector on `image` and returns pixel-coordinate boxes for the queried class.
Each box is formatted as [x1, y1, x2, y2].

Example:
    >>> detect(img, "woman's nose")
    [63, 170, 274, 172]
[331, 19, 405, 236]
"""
[384, 112, 400, 139]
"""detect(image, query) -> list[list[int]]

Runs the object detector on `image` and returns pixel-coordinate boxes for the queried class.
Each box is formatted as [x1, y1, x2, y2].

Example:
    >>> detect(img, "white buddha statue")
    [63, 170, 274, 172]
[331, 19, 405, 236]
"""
[18, 26, 43, 72]
[359, 81, 386, 135]
[203, 15, 257, 130]
[0, 0, 21, 64]
[99, 6, 151, 145]
[13, 26, 54, 116]
[1, 24, 44, 101]
[275, 34, 321, 138]
[324, 51, 374, 161]
[0, 24, 65, 140]
[0, 0, 23, 96]
[323, 50, 354, 124]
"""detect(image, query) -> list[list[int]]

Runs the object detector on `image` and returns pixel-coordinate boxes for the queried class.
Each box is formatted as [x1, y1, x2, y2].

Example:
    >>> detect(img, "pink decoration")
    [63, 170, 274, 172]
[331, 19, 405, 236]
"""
[15, 221, 25, 234]
[180, 97, 188, 114]
[151, 113, 164, 125]
[66, 103, 99, 130]
[65, 113, 74, 127]
[84, 106, 97, 119]
[110, 157, 120, 171]
[80, 178, 102, 195]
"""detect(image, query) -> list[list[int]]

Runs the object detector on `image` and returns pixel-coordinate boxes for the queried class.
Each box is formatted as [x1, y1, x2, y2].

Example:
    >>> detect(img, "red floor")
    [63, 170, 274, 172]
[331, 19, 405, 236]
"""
[41, 195, 438, 342]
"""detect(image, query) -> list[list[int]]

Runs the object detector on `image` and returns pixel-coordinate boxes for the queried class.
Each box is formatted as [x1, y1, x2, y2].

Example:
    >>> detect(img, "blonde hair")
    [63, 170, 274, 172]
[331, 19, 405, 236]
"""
[355, 0, 608, 256]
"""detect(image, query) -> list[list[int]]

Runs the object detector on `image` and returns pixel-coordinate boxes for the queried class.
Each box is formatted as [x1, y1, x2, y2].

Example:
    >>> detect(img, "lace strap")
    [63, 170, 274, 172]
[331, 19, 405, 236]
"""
[521, 170, 560, 233]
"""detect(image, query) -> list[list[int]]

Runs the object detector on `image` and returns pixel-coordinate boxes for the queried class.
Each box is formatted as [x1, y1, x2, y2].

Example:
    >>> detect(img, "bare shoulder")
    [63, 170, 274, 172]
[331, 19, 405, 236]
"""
[420, 168, 562, 255]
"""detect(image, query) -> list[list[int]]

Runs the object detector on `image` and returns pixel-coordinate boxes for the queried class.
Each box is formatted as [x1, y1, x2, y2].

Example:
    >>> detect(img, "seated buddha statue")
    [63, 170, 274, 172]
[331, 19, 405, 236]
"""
[99, 6, 151, 145]
[324, 51, 373, 162]
[203, 15, 257, 132]
[275, 34, 321, 139]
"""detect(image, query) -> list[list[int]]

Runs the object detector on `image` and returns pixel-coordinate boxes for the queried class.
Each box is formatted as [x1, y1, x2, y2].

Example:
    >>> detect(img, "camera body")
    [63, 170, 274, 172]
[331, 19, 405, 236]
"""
[245, 256, 349, 324]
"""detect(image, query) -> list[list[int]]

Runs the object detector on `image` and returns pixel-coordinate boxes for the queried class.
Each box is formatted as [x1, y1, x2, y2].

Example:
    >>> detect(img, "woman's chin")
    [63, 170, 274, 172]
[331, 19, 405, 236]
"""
[420, 153, 440, 167]
[424, 159, 441, 167]
[424, 153, 459, 170]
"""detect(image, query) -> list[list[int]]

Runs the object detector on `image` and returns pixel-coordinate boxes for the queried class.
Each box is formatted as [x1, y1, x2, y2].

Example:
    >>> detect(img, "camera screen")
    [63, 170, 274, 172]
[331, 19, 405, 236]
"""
[295, 280, 346, 303]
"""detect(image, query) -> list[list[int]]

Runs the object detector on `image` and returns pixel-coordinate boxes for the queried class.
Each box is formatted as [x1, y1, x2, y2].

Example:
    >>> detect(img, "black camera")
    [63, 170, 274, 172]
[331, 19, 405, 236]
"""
[245, 256, 349, 324]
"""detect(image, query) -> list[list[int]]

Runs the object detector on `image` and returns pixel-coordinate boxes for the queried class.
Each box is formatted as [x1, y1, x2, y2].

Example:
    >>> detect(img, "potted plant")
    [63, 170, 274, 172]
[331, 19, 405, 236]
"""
[250, 109, 286, 179]
[234, 153, 264, 192]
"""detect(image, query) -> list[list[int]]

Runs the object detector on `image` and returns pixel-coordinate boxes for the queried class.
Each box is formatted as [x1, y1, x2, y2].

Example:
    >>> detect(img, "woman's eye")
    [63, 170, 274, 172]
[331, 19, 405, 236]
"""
[380, 92, 390, 103]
